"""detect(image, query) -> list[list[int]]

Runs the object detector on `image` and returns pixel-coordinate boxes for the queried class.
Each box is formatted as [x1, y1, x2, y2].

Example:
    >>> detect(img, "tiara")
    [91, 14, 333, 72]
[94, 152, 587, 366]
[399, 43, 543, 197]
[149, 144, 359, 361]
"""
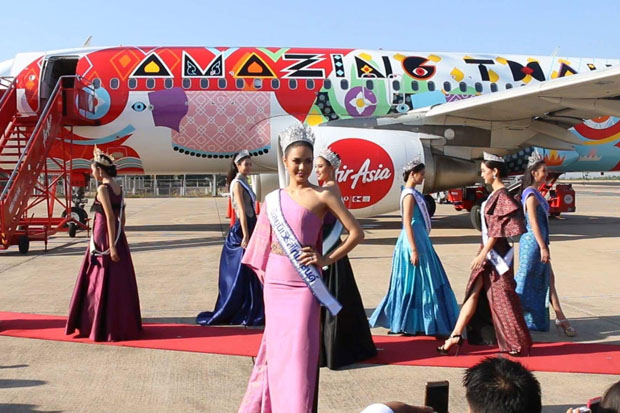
[483, 152, 505, 163]
[403, 156, 422, 172]
[93, 146, 114, 166]
[318, 147, 341, 169]
[279, 124, 315, 152]
[527, 150, 544, 167]
[234, 150, 250, 164]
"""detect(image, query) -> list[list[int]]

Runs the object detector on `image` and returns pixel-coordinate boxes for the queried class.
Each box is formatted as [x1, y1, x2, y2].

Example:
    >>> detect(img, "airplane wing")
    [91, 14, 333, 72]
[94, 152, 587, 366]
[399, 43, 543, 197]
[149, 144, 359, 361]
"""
[331, 65, 620, 154]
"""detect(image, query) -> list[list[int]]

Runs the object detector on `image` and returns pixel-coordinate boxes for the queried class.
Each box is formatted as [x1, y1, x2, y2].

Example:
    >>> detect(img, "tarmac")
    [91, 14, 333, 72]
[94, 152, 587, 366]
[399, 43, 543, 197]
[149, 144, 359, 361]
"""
[1, 181, 619, 412]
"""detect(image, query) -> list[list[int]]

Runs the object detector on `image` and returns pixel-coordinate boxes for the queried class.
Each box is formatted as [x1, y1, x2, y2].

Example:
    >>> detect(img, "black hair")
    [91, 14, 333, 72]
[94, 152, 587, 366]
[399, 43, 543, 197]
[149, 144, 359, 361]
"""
[227, 154, 250, 185]
[464, 357, 542, 413]
[601, 380, 620, 413]
[284, 141, 313, 157]
[519, 160, 546, 194]
[483, 159, 508, 179]
[93, 162, 117, 178]
[403, 163, 425, 182]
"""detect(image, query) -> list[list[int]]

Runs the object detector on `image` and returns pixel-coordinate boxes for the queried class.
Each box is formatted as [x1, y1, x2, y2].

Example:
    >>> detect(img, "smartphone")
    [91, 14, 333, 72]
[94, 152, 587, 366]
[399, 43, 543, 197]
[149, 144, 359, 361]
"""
[424, 381, 449, 413]
[588, 397, 602, 413]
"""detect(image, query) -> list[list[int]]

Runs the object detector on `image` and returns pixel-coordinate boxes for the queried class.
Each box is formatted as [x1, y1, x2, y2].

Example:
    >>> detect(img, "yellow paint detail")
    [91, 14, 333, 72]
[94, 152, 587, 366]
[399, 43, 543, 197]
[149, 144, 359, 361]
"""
[583, 132, 620, 145]
[359, 52, 373, 61]
[496, 57, 508, 65]
[551, 70, 558, 79]
[522, 74, 532, 84]
[356, 98, 365, 108]
[527, 58, 538, 63]
[306, 110, 325, 126]
[463, 55, 472, 60]
[559, 59, 571, 65]
[144, 61, 161, 73]
[450, 67, 464, 82]
[489, 69, 499, 83]
[393, 53, 406, 62]
[428, 54, 441, 62]
[361, 65, 373, 74]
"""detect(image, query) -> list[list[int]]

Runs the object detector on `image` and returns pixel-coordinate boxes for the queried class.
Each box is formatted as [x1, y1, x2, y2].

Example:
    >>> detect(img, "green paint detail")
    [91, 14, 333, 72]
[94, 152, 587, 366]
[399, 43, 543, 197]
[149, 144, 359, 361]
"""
[258, 47, 290, 61]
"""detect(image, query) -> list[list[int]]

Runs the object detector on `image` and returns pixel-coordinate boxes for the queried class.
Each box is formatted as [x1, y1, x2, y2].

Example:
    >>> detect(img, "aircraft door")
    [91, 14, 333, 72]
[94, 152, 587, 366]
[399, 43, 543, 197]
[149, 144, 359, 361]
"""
[39, 56, 78, 109]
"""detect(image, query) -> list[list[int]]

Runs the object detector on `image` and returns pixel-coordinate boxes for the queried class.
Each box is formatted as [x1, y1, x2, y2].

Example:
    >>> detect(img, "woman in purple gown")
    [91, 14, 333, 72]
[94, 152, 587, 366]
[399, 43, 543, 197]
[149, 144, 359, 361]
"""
[65, 147, 142, 342]
[238, 124, 365, 413]
[437, 153, 532, 357]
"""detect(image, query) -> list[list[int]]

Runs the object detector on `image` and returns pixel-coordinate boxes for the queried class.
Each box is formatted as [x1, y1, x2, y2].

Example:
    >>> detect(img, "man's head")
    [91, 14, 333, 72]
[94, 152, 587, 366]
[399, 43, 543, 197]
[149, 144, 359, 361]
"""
[464, 357, 542, 413]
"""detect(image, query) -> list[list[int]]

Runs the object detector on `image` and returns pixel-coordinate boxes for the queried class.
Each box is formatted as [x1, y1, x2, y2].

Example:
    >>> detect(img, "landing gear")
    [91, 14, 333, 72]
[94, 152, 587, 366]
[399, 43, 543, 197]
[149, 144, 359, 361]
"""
[470, 203, 482, 231]
[62, 206, 88, 237]
[424, 194, 436, 217]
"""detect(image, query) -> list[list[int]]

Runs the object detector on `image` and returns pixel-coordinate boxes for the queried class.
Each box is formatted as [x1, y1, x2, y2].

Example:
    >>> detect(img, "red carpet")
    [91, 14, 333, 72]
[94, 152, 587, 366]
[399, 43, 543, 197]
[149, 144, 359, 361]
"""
[1, 311, 619, 375]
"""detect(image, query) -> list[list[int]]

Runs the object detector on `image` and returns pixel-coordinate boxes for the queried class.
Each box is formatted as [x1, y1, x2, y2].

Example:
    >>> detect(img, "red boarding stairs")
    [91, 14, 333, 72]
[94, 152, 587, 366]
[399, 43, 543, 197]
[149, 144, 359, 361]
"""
[0, 76, 95, 253]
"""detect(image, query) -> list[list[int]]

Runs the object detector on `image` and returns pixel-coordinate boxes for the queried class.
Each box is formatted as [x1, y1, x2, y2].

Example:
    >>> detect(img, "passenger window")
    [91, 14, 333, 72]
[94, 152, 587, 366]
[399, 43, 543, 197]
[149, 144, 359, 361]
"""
[93, 78, 101, 89]
[236, 78, 245, 89]
[182, 78, 192, 89]
[200, 78, 209, 89]
[365, 79, 374, 90]
[392, 80, 401, 91]
[253, 78, 262, 89]
[271, 79, 280, 89]
[146, 78, 155, 90]
[490, 83, 498, 92]
[411, 80, 419, 91]
[306, 79, 315, 90]
[428, 81, 435, 91]
[218, 78, 227, 89]
[475, 82, 483, 93]
[443, 81, 451, 92]
[110, 78, 119, 90]
[459, 82, 467, 92]
[506, 83, 513, 89]
[289, 79, 298, 90]
[323, 79, 332, 89]
[164, 78, 173, 89]
[340, 79, 349, 89]
[128, 78, 137, 90]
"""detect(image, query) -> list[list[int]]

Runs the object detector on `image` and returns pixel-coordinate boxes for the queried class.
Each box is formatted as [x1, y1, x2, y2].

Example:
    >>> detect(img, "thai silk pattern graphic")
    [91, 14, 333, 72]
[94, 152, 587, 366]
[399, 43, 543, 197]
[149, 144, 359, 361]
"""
[171, 91, 271, 156]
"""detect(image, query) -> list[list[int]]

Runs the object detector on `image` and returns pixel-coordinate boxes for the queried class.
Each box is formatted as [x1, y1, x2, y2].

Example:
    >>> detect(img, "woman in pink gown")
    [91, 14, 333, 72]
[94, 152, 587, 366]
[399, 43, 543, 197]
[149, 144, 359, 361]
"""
[238, 125, 365, 413]
[65, 147, 142, 342]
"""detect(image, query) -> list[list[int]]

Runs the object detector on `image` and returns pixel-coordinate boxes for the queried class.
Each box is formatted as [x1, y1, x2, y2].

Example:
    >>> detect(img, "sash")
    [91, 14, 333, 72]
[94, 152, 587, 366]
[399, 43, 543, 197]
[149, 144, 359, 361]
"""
[521, 187, 549, 218]
[400, 188, 431, 234]
[265, 190, 342, 316]
[90, 191, 124, 257]
[230, 175, 257, 206]
[480, 198, 513, 275]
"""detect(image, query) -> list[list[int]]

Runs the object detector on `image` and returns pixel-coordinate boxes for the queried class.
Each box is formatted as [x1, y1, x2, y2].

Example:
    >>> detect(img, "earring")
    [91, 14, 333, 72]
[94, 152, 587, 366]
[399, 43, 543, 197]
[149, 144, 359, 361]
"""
[493, 173, 497, 179]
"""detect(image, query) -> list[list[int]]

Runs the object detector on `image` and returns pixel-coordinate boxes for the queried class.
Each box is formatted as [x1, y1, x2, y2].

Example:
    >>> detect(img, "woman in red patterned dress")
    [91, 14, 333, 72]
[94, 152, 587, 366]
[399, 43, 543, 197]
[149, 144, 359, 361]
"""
[437, 153, 532, 356]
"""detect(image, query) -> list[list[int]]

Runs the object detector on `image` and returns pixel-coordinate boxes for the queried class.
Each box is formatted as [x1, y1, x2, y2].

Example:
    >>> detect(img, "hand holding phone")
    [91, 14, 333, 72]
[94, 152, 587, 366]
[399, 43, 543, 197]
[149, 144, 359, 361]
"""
[424, 381, 449, 413]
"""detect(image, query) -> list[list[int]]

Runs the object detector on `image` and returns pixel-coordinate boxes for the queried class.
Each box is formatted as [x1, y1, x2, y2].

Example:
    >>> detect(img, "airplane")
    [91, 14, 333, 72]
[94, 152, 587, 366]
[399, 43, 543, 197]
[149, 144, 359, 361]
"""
[2, 45, 620, 251]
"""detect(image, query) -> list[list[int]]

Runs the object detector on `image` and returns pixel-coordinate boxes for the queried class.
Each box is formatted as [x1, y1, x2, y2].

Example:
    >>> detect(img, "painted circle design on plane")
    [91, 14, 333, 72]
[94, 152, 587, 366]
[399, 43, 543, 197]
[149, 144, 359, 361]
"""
[330, 138, 394, 210]
[78, 86, 111, 120]
[344, 87, 377, 117]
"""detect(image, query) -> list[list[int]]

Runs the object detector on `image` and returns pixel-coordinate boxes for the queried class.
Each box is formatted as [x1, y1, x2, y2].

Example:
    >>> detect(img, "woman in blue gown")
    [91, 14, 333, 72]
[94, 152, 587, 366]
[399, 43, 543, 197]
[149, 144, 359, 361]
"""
[369, 158, 459, 336]
[196, 151, 265, 326]
[515, 152, 576, 336]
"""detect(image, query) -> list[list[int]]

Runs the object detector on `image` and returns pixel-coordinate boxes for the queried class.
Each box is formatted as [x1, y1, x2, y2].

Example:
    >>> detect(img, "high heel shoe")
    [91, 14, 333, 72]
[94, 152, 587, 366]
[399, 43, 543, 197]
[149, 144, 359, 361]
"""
[555, 319, 577, 337]
[508, 347, 531, 357]
[436, 335, 464, 356]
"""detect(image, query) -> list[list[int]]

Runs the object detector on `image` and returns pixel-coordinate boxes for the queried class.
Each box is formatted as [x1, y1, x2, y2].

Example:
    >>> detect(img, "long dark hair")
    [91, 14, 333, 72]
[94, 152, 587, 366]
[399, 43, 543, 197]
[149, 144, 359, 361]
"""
[227, 155, 250, 185]
[483, 160, 508, 179]
[601, 380, 620, 413]
[93, 162, 117, 178]
[520, 160, 545, 194]
[403, 163, 425, 182]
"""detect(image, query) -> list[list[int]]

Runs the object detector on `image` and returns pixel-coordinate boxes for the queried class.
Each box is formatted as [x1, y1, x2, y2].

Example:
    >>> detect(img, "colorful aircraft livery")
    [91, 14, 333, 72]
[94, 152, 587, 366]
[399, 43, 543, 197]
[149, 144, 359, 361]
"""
[3, 46, 620, 215]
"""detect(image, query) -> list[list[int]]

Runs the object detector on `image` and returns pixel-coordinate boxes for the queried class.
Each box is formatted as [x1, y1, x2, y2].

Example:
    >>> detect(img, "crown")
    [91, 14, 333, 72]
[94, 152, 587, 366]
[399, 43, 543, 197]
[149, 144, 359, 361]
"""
[317, 147, 341, 169]
[279, 124, 315, 153]
[93, 146, 114, 166]
[403, 156, 422, 172]
[483, 152, 505, 163]
[234, 150, 250, 164]
[527, 150, 544, 167]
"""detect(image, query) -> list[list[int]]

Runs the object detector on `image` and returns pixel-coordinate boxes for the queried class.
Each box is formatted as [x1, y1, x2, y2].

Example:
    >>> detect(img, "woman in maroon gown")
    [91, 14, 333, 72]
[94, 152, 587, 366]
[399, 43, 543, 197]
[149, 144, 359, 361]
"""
[437, 153, 532, 356]
[65, 147, 142, 342]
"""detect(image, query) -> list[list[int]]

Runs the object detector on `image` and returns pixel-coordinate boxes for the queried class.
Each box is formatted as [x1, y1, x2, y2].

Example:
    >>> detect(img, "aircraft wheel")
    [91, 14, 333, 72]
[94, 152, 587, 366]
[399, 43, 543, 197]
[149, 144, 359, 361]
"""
[470, 204, 482, 231]
[62, 206, 88, 228]
[424, 195, 436, 217]
[18, 235, 30, 254]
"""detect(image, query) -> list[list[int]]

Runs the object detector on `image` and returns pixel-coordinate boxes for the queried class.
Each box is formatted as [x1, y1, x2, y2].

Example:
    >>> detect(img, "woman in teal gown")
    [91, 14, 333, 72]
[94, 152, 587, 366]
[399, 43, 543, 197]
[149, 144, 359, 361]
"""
[515, 152, 577, 336]
[369, 159, 459, 336]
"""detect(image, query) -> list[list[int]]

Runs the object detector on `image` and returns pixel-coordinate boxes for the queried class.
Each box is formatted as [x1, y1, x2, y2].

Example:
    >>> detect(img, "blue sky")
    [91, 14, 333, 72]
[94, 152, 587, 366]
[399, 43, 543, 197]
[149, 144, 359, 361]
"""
[1, 0, 619, 61]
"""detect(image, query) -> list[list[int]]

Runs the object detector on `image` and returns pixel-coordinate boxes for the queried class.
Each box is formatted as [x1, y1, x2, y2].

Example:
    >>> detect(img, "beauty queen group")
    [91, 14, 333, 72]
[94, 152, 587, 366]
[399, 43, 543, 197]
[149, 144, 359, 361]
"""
[65, 124, 579, 412]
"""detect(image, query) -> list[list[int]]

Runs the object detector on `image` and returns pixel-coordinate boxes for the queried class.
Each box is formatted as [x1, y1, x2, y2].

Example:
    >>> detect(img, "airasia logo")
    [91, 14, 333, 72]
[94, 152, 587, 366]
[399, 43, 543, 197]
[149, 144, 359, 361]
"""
[330, 138, 394, 209]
